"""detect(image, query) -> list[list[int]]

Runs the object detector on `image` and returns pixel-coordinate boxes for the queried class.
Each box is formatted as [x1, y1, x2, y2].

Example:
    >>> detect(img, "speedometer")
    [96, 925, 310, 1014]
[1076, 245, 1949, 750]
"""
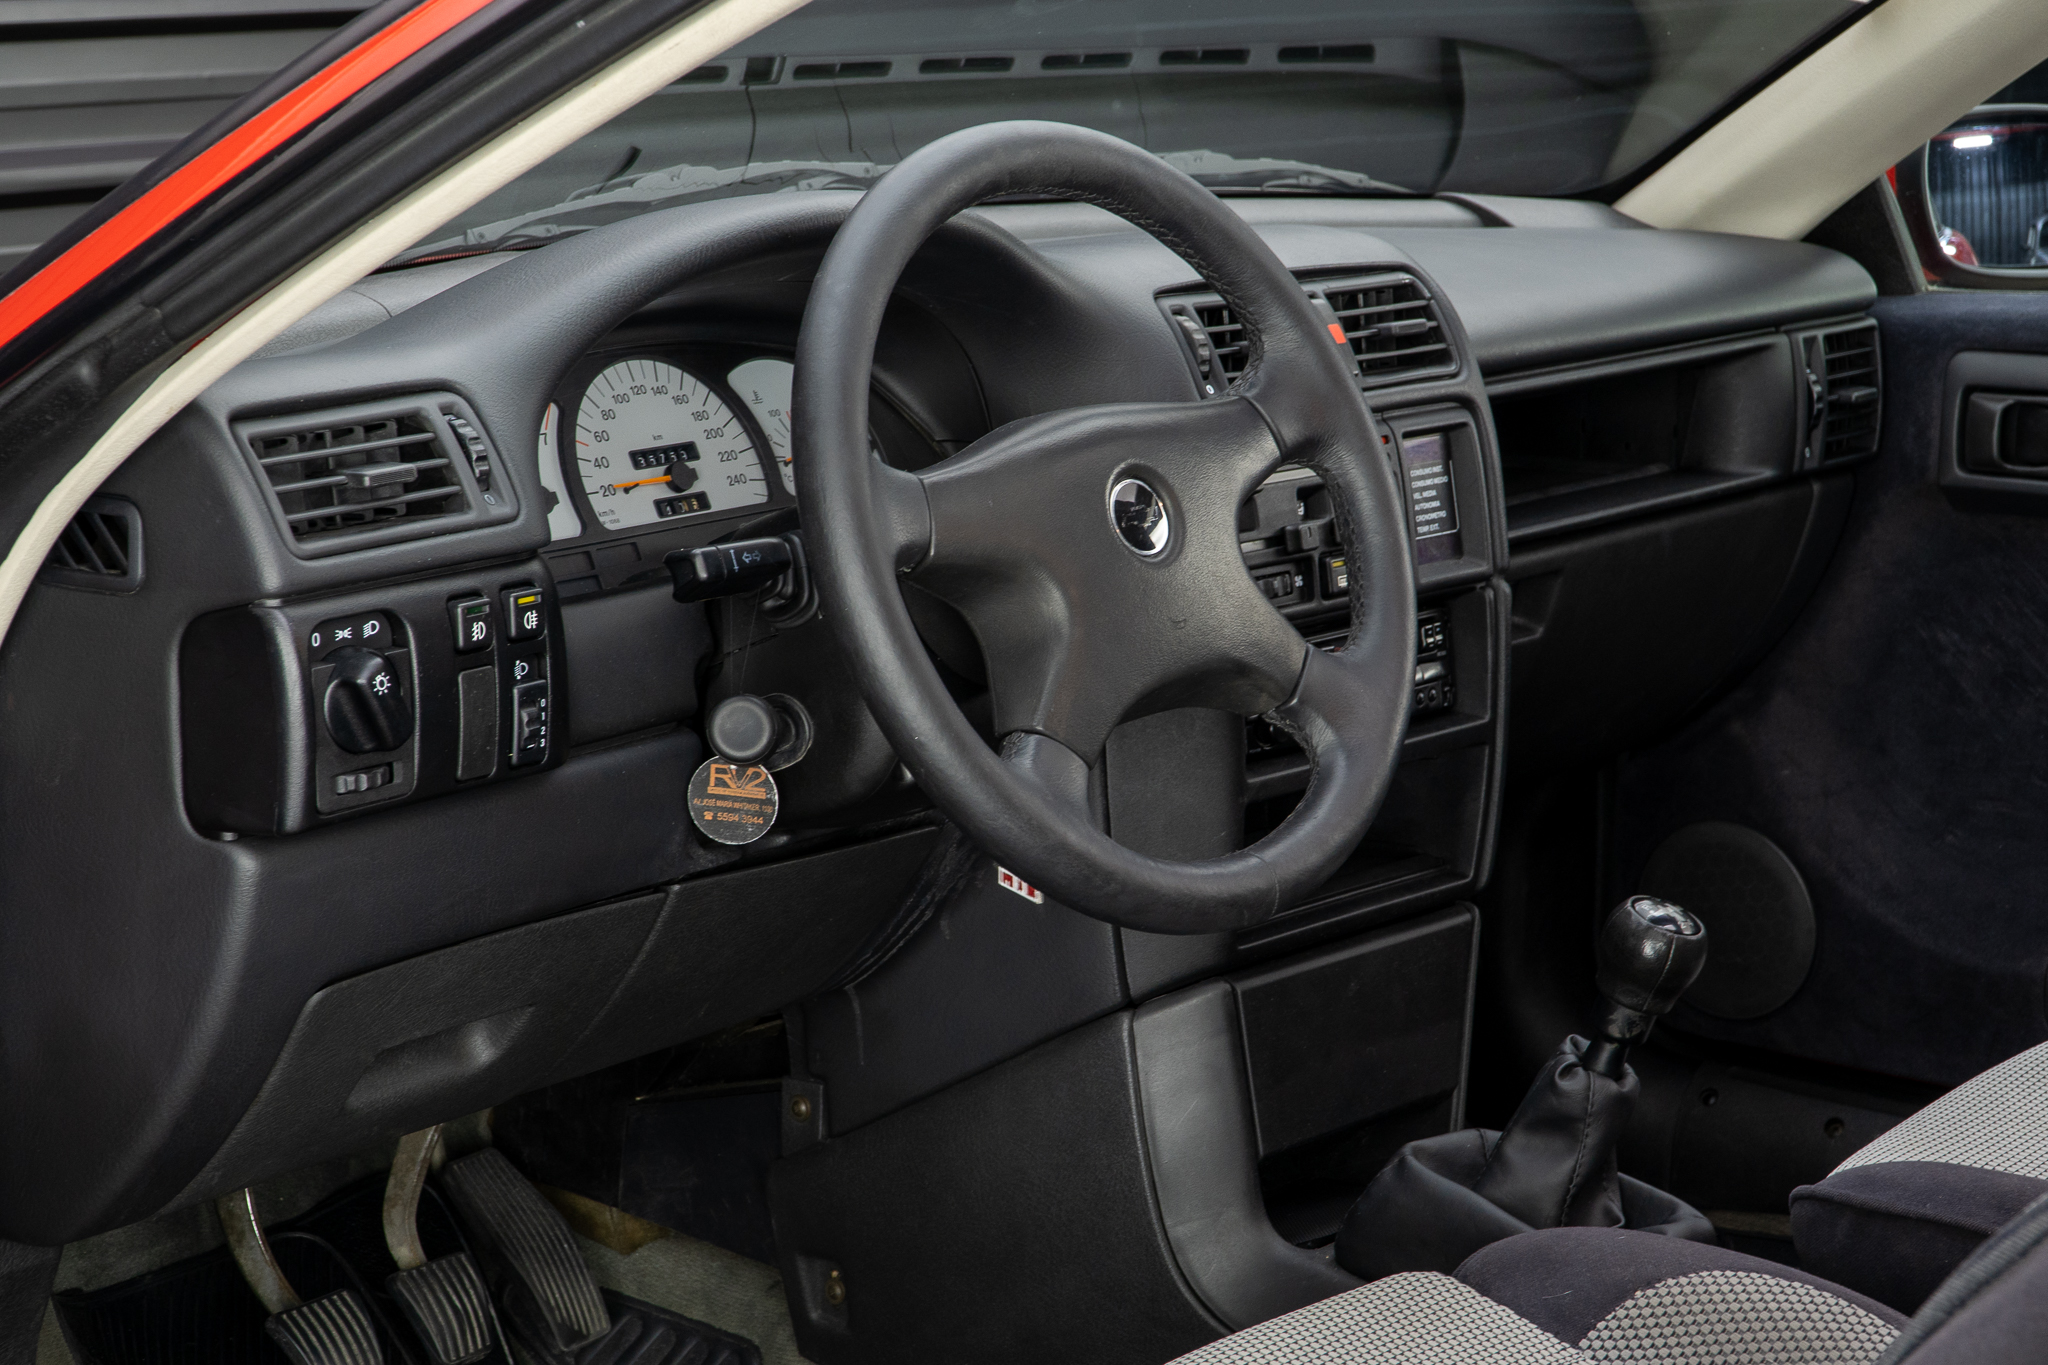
[574, 358, 769, 530]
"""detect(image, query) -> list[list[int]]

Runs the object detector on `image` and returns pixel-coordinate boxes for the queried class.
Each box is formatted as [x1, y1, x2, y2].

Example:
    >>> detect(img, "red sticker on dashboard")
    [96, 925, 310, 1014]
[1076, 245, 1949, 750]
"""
[997, 867, 1044, 903]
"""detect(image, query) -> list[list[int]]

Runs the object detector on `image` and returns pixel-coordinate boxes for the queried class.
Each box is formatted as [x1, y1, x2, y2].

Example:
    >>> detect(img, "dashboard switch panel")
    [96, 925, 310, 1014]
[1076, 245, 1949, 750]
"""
[179, 558, 566, 834]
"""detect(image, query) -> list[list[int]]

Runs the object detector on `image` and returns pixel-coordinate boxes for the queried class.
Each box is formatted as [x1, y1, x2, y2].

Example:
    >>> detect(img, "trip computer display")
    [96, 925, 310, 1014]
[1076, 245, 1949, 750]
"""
[572, 358, 770, 531]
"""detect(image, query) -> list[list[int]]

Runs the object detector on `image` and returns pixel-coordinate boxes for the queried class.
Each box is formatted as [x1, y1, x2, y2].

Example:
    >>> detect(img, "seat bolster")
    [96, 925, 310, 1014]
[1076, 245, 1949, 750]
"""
[1454, 1226, 1907, 1347]
[1791, 1161, 2048, 1312]
[1881, 1192, 2048, 1365]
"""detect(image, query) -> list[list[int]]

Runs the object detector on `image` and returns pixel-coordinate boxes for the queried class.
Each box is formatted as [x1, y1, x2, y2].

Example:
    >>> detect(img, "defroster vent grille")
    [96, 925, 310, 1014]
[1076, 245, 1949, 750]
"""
[41, 495, 142, 593]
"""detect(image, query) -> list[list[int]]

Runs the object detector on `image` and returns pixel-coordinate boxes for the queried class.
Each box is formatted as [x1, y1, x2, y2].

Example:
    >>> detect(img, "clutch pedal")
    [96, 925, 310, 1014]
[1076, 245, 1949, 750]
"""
[441, 1146, 611, 1358]
[218, 1186, 384, 1365]
[384, 1126, 499, 1365]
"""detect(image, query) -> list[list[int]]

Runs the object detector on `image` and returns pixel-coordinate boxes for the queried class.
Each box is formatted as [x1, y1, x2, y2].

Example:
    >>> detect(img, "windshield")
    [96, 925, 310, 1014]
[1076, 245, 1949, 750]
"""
[405, 0, 1866, 262]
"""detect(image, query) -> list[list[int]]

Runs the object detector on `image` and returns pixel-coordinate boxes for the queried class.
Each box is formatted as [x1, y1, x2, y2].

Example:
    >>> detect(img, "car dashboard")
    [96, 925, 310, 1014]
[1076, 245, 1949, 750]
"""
[0, 188, 1879, 1246]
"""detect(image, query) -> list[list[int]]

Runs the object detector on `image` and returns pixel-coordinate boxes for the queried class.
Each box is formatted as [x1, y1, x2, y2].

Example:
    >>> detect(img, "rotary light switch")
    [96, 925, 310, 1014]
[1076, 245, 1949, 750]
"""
[323, 646, 414, 753]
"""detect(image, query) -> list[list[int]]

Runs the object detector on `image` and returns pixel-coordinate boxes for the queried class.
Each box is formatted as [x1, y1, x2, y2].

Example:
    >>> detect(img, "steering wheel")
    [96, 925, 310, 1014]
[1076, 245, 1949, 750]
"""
[795, 121, 1416, 934]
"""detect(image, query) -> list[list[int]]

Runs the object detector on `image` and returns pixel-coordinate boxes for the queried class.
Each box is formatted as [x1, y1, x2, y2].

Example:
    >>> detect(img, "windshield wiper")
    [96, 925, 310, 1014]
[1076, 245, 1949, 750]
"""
[1160, 150, 1417, 197]
[390, 157, 892, 265]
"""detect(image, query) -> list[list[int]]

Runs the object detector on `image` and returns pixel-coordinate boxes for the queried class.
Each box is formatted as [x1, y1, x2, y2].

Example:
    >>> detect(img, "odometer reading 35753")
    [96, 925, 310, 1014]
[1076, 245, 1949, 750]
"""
[574, 358, 769, 530]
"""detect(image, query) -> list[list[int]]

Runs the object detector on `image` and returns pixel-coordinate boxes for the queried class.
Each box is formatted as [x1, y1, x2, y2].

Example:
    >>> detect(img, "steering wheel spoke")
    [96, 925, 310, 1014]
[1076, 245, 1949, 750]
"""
[907, 396, 1303, 762]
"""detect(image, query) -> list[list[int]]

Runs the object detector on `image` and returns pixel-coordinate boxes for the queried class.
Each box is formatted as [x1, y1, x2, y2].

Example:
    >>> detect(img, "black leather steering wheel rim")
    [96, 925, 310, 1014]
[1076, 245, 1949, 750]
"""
[795, 121, 1415, 934]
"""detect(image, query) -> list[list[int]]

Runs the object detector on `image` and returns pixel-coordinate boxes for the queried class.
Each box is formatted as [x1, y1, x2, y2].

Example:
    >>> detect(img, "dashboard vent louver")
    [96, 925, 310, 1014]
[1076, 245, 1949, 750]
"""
[1323, 275, 1454, 382]
[1172, 272, 1457, 393]
[235, 395, 516, 558]
[40, 495, 142, 594]
[1194, 300, 1251, 382]
[254, 412, 462, 540]
[1818, 323, 1882, 462]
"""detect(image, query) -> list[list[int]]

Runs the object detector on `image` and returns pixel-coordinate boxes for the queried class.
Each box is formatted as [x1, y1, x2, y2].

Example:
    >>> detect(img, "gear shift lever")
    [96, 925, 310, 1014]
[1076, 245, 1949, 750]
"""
[1335, 894, 1715, 1279]
[1583, 896, 1708, 1078]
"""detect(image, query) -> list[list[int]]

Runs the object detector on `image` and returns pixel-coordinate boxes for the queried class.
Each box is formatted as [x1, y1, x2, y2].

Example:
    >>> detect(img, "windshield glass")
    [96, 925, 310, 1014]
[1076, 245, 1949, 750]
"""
[405, 0, 1866, 262]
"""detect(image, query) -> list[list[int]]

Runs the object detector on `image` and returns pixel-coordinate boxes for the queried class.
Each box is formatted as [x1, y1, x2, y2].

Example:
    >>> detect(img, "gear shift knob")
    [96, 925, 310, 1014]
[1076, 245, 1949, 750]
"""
[1584, 895, 1708, 1077]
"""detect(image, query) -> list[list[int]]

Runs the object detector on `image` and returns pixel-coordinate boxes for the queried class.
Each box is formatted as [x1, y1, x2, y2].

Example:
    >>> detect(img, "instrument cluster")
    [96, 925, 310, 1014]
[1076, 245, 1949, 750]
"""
[538, 348, 799, 547]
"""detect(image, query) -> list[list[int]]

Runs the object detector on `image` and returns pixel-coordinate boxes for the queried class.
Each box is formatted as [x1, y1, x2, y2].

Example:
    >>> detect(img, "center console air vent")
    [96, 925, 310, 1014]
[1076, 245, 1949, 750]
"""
[234, 395, 517, 558]
[1816, 323, 1882, 463]
[1322, 275, 1454, 384]
[1163, 272, 1458, 396]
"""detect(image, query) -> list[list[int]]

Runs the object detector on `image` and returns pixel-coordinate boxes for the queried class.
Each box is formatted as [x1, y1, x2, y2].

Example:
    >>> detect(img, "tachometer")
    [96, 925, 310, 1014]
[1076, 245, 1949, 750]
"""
[728, 356, 795, 495]
[574, 359, 768, 530]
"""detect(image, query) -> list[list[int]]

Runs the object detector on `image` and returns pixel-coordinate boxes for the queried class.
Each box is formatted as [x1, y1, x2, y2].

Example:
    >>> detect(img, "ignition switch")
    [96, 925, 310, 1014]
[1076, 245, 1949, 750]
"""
[706, 693, 814, 772]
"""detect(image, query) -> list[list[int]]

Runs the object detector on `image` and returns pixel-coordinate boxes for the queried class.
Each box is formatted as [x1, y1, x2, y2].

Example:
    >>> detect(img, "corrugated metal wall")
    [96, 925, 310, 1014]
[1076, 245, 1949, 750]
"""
[0, 8, 356, 273]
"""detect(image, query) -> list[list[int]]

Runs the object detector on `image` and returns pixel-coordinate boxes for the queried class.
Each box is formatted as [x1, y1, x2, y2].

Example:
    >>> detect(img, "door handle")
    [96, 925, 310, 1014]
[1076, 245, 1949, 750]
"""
[1964, 391, 2048, 476]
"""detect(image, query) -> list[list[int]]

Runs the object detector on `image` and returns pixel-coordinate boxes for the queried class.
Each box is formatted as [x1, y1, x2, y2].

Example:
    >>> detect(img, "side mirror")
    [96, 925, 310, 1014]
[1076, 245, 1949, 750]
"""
[1899, 105, 2048, 287]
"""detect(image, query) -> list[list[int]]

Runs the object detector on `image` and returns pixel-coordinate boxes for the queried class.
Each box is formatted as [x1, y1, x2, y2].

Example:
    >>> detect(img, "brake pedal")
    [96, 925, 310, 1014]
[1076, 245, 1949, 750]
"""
[441, 1147, 610, 1358]
[217, 1186, 385, 1365]
[383, 1126, 498, 1365]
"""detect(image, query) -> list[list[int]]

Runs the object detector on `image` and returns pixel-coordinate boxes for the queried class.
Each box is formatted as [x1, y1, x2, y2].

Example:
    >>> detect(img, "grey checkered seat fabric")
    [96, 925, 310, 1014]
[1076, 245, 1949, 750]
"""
[1165, 1273, 1582, 1365]
[1170, 1209, 2048, 1365]
[1834, 1042, 2048, 1179]
[1167, 1262, 1897, 1365]
[1791, 1042, 2048, 1313]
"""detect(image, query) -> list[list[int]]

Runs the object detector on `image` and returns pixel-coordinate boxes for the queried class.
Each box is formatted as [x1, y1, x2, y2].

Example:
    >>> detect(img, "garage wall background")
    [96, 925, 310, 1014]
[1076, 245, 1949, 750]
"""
[0, 5, 366, 274]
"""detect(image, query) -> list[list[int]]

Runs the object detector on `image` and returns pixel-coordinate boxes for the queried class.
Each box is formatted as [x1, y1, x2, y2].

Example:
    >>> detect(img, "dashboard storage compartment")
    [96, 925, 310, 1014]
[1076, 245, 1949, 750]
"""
[1235, 907, 1477, 1246]
[1489, 335, 1800, 542]
[178, 892, 665, 1206]
[1235, 906, 1476, 1159]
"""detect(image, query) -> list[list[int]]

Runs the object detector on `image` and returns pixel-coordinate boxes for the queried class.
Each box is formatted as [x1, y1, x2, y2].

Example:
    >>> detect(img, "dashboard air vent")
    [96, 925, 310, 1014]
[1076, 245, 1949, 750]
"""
[1322, 275, 1455, 383]
[1167, 272, 1457, 394]
[40, 494, 142, 594]
[235, 395, 516, 557]
[1193, 300, 1252, 382]
[1818, 323, 1882, 462]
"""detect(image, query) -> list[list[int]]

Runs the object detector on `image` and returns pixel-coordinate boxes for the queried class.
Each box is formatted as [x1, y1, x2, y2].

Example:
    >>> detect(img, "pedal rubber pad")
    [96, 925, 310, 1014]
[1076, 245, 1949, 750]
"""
[581, 1292, 763, 1365]
[440, 1148, 609, 1355]
[264, 1289, 384, 1365]
[387, 1251, 497, 1365]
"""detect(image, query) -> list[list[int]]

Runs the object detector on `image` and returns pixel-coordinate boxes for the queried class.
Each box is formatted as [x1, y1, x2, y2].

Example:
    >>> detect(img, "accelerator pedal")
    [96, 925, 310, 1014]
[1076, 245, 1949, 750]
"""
[580, 1294, 765, 1365]
[217, 1186, 385, 1365]
[441, 1147, 610, 1359]
[383, 1126, 499, 1365]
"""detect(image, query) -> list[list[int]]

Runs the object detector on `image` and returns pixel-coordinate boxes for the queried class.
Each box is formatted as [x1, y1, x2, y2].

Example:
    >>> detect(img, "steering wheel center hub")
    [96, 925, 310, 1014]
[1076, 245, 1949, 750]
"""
[1108, 476, 1172, 557]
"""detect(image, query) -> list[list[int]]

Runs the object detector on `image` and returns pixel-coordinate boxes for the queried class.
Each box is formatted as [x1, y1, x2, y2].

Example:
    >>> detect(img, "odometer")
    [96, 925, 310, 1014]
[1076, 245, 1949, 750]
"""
[574, 358, 769, 530]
